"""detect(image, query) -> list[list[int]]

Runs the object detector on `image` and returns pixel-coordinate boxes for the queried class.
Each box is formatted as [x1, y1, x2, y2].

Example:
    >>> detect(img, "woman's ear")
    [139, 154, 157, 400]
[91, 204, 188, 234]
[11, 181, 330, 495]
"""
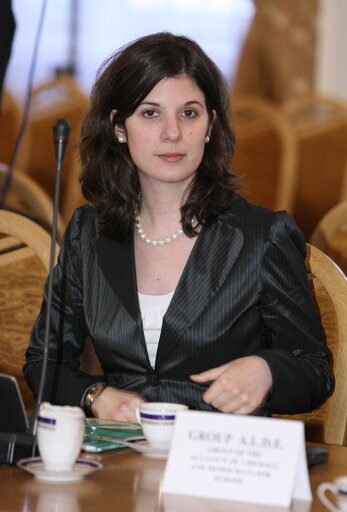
[110, 109, 127, 143]
[207, 109, 217, 137]
[110, 109, 117, 123]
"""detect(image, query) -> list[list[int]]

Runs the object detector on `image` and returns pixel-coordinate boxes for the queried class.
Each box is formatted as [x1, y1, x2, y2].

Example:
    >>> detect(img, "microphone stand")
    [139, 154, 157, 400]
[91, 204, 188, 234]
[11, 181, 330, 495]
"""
[0, 119, 70, 464]
[29, 118, 71, 437]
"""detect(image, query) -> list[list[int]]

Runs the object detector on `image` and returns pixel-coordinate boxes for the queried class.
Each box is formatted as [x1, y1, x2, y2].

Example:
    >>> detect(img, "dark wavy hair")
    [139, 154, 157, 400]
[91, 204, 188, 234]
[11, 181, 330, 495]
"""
[80, 32, 238, 239]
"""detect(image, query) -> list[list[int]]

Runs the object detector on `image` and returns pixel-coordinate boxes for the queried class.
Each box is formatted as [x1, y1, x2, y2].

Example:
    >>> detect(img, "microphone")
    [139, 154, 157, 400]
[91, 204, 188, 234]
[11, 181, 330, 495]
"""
[53, 117, 70, 164]
[30, 119, 70, 435]
[0, 119, 70, 464]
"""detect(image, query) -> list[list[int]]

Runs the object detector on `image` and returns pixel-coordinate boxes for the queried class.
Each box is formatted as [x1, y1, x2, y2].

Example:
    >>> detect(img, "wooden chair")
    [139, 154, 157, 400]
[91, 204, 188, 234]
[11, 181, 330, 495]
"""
[15, 73, 89, 224]
[0, 163, 66, 242]
[230, 95, 298, 213]
[279, 243, 347, 445]
[0, 90, 21, 164]
[0, 211, 59, 415]
[282, 94, 347, 238]
[310, 200, 347, 275]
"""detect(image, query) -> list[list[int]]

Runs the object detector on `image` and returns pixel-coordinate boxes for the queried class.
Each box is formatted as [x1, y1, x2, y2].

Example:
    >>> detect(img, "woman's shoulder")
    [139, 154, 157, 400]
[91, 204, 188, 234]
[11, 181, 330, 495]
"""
[70, 204, 97, 220]
[221, 194, 306, 251]
[225, 194, 299, 231]
[63, 204, 99, 242]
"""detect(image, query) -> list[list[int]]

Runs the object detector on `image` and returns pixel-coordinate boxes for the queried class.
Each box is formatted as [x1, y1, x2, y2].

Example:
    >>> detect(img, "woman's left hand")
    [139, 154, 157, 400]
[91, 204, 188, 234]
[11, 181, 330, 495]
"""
[190, 355, 273, 414]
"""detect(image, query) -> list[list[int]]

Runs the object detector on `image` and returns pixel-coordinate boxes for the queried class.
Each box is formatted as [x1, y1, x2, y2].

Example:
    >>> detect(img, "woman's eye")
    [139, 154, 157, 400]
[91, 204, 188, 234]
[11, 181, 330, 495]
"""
[143, 110, 158, 118]
[181, 109, 197, 118]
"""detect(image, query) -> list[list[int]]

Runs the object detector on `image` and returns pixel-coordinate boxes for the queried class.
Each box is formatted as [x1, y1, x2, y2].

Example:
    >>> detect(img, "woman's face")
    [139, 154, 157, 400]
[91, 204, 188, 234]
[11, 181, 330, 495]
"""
[115, 74, 214, 189]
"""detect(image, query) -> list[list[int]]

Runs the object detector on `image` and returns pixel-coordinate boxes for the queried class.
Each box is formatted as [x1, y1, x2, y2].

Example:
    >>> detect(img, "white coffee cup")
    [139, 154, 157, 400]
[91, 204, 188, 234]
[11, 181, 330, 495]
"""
[317, 476, 347, 512]
[37, 402, 86, 471]
[136, 402, 188, 450]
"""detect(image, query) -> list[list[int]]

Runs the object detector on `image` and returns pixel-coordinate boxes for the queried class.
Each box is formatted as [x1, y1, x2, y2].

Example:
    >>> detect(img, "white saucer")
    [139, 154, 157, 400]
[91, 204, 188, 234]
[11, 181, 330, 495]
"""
[17, 457, 103, 482]
[124, 436, 169, 459]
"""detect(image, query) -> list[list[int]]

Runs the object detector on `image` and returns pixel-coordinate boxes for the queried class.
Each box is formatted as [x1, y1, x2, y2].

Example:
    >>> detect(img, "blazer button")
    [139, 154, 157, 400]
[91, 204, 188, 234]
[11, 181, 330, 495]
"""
[148, 372, 159, 385]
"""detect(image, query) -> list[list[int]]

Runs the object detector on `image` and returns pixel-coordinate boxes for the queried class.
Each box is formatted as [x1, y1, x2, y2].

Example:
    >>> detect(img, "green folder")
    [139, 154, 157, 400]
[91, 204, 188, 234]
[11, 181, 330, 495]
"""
[83, 418, 143, 452]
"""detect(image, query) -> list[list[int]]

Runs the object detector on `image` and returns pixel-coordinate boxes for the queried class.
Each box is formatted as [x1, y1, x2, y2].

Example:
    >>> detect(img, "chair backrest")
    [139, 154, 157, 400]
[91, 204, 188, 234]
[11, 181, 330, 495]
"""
[0, 162, 66, 242]
[282, 94, 347, 238]
[230, 95, 298, 213]
[310, 200, 347, 275]
[0, 211, 59, 414]
[0, 90, 21, 164]
[282, 243, 347, 445]
[15, 73, 89, 223]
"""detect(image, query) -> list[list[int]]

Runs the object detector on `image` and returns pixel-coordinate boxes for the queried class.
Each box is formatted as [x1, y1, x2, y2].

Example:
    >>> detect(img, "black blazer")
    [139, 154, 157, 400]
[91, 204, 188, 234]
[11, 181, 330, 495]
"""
[24, 196, 332, 415]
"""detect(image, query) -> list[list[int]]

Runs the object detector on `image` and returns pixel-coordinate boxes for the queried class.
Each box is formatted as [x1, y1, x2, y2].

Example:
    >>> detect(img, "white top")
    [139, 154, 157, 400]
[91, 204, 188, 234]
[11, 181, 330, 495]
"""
[138, 290, 175, 368]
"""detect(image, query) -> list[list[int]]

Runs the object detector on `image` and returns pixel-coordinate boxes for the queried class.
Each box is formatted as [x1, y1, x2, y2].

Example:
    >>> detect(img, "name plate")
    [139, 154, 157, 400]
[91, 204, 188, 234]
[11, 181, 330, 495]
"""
[162, 411, 311, 508]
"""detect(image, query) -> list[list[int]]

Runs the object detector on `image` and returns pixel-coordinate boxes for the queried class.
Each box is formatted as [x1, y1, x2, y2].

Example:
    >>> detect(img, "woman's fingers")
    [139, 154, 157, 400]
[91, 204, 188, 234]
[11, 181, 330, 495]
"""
[190, 364, 228, 384]
[92, 386, 146, 422]
[191, 356, 272, 414]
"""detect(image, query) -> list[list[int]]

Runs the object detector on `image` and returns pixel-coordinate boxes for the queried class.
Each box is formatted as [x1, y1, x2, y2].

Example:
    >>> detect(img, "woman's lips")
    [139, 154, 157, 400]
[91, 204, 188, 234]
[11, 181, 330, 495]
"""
[158, 153, 185, 163]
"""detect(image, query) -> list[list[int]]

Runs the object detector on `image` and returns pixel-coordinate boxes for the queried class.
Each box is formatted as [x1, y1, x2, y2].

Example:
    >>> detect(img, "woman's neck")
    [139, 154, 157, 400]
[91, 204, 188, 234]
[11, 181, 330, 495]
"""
[139, 189, 184, 231]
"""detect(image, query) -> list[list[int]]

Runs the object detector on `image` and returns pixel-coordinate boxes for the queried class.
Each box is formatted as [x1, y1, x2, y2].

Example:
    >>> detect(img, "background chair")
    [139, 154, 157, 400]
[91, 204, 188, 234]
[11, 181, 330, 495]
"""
[15, 73, 89, 224]
[0, 210, 59, 415]
[310, 200, 347, 275]
[230, 95, 298, 213]
[279, 243, 347, 445]
[0, 90, 21, 165]
[282, 94, 347, 238]
[0, 163, 66, 242]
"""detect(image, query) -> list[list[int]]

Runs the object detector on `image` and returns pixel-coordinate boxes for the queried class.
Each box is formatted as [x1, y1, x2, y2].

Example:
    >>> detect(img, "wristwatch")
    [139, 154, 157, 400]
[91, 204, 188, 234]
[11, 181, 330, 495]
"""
[84, 381, 107, 414]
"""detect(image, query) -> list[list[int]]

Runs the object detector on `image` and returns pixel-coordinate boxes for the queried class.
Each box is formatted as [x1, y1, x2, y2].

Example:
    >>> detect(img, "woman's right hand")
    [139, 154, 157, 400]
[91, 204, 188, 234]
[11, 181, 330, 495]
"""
[91, 386, 146, 423]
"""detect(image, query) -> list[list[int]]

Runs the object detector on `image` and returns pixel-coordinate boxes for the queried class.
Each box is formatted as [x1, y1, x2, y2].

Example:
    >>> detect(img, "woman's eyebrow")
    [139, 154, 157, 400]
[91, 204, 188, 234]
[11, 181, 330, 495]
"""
[140, 101, 160, 107]
[185, 100, 204, 108]
[139, 100, 204, 107]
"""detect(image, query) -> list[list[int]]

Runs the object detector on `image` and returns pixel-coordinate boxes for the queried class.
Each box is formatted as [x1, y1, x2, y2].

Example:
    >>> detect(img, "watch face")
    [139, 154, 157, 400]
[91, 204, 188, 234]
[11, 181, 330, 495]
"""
[85, 392, 93, 408]
[85, 383, 106, 408]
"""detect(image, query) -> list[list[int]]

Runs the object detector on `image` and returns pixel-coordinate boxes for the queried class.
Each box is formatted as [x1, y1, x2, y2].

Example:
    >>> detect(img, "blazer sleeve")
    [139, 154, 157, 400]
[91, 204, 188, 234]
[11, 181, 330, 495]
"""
[255, 211, 333, 414]
[23, 207, 104, 406]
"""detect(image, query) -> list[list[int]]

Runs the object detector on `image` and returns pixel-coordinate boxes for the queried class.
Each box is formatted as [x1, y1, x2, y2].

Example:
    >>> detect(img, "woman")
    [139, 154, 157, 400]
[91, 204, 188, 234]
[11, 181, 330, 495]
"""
[24, 32, 332, 422]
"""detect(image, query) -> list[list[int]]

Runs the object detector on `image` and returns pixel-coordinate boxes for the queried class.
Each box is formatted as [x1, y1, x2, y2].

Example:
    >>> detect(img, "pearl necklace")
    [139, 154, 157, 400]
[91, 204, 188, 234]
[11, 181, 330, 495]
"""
[134, 211, 184, 247]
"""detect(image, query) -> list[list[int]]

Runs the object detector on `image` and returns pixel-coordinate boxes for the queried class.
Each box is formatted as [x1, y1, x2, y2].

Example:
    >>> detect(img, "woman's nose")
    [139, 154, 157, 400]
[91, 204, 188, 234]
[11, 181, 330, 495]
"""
[161, 115, 181, 142]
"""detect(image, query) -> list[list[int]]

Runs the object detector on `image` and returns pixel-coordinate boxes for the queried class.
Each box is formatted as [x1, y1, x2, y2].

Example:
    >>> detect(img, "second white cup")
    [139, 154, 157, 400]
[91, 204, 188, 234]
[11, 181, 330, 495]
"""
[317, 476, 347, 512]
[37, 402, 86, 471]
[136, 402, 188, 450]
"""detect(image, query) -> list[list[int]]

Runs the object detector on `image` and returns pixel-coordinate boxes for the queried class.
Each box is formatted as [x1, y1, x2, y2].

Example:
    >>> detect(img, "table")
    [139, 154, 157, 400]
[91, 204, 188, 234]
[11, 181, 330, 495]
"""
[0, 444, 346, 511]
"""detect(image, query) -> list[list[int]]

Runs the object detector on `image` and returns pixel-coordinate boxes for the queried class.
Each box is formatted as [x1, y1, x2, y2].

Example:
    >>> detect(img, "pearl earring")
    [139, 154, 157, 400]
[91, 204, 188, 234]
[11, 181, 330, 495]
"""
[205, 136, 210, 144]
[118, 136, 126, 143]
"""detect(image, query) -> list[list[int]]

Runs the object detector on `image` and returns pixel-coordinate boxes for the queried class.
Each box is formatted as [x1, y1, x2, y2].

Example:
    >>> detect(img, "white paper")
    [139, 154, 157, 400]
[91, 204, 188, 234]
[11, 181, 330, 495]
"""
[162, 411, 311, 508]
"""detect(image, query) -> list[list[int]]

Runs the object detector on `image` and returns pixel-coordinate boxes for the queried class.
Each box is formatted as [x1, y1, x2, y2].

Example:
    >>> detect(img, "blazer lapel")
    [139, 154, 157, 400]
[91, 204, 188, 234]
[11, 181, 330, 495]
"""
[95, 194, 247, 367]
[157, 217, 244, 364]
[96, 234, 140, 322]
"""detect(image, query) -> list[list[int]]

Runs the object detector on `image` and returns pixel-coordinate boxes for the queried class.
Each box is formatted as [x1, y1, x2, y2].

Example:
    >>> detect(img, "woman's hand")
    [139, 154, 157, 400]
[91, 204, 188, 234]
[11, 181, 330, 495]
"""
[91, 386, 146, 423]
[190, 355, 273, 415]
